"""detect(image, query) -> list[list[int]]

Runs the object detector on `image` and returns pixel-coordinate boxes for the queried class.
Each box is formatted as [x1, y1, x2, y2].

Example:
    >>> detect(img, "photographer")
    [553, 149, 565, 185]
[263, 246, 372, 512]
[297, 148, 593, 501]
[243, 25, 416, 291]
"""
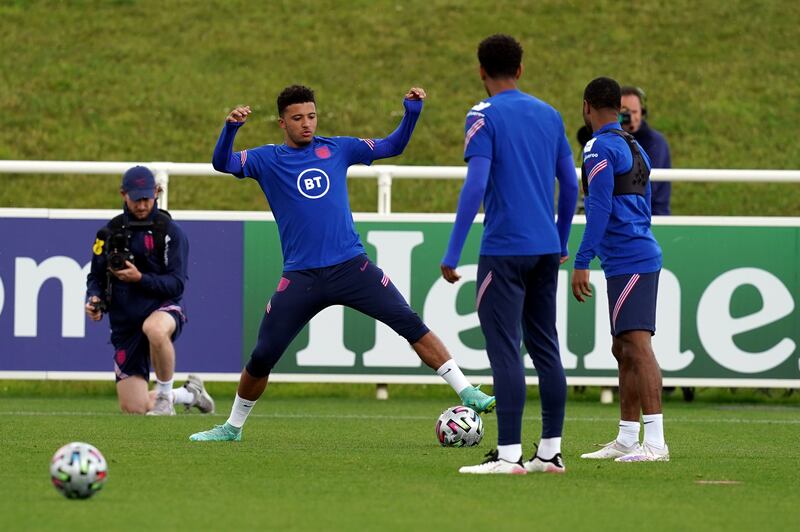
[85, 166, 214, 415]
[620, 86, 672, 215]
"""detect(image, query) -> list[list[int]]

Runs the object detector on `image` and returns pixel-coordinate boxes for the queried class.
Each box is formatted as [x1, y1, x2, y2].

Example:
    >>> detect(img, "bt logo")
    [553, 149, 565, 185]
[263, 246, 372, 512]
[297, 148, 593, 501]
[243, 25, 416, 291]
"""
[296, 168, 330, 199]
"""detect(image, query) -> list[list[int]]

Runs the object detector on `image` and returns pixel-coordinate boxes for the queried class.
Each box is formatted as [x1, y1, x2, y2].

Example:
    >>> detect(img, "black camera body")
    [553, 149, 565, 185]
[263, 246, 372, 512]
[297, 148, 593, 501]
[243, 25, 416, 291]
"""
[619, 110, 632, 126]
[106, 231, 134, 271]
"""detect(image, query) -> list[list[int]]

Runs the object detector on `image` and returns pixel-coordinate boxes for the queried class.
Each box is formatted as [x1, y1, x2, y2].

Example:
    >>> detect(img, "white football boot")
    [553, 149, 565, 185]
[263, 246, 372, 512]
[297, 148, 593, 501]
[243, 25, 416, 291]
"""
[615, 442, 670, 462]
[459, 449, 526, 475]
[524, 451, 566, 473]
[146, 393, 176, 416]
[581, 440, 643, 460]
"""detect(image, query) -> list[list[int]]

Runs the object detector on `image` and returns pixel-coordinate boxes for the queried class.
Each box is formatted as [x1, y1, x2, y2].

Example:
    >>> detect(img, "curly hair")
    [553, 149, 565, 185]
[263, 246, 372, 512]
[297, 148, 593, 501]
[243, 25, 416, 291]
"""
[277, 85, 315, 116]
[583, 77, 621, 111]
[477, 34, 523, 78]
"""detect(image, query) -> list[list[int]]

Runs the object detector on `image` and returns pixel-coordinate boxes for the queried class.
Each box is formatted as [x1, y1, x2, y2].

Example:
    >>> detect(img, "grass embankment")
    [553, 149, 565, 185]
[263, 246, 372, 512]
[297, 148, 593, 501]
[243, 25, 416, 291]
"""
[0, 0, 797, 215]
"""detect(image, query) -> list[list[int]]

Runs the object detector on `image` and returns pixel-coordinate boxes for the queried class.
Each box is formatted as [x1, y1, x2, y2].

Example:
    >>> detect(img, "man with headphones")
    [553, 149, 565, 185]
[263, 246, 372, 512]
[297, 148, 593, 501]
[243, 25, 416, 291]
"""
[620, 87, 672, 215]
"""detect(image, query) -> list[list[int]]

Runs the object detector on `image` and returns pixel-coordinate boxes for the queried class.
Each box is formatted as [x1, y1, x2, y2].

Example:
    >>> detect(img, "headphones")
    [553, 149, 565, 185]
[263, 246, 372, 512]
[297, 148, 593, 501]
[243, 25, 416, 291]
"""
[622, 86, 648, 118]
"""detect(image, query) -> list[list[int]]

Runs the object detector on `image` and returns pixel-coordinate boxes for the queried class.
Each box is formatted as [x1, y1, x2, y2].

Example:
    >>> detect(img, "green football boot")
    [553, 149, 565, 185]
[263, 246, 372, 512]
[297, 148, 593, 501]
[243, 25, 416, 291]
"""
[459, 385, 496, 414]
[189, 422, 242, 442]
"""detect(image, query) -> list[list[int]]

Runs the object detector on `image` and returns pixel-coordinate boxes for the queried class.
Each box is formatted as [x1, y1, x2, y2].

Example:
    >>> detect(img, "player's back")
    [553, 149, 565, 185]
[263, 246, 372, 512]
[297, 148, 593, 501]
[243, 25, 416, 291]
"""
[465, 89, 572, 256]
[583, 126, 662, 276]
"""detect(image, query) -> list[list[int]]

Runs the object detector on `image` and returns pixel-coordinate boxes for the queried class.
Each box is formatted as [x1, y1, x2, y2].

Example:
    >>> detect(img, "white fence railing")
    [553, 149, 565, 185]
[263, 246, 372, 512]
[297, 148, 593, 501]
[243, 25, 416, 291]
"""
[1, 160, 799, 213]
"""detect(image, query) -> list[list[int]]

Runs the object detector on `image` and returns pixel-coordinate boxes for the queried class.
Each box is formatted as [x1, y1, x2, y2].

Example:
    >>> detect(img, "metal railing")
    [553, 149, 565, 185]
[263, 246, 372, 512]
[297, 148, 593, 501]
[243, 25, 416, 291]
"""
[1, 160, 799, 213]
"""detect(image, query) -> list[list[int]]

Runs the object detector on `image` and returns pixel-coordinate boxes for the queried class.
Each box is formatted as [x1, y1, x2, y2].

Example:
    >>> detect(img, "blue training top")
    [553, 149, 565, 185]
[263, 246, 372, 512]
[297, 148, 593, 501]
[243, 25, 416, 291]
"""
[241, 136, 374, 270]
[212, 98, 423, 271]
[445, 89, 576, 263]
[575, 122, 663, 277]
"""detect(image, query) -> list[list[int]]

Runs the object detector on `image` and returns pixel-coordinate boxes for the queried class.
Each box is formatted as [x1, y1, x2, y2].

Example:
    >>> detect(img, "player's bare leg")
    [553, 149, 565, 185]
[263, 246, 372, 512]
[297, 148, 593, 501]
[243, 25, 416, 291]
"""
[615, 330, 669, 462]
[411, 331, 451, 369]
[582, 336, 643, 459]
[614, 336, 642, 421]
[237, 368, 269, 401]
[143, 311, 177, 415]
[412, 331, 496, 413]
[116, 376, 150, 414]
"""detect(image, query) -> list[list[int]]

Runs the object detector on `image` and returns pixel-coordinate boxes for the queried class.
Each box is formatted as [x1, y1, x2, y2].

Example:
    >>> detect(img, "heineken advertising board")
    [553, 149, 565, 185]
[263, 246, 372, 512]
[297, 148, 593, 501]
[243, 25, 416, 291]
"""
[1, 210, 797, 387]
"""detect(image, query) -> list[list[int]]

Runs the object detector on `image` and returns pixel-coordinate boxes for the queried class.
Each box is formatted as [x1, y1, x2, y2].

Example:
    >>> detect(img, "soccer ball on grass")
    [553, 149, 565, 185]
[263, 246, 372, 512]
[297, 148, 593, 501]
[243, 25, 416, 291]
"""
[50, 442, 108, 499]
[435, 406, 484, 447]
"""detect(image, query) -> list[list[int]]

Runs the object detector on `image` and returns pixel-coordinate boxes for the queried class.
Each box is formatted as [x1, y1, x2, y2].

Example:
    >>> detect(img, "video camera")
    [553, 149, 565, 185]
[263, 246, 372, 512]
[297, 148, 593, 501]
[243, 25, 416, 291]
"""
[106, 231, 134, 271]
[619, 110, 632, 126]
[96, 227, 134, 272]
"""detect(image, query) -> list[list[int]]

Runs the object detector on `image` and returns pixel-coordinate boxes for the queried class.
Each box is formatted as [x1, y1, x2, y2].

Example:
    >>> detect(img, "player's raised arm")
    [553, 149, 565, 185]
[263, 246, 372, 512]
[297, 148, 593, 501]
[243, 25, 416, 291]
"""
[212, 105, 251, 176]
[370, 87, 426, 160]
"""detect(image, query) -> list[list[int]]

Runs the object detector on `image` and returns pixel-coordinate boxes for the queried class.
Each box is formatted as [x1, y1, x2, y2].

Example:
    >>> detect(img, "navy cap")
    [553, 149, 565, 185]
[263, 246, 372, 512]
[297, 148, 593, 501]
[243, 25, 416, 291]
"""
[121, 166, 157, 201]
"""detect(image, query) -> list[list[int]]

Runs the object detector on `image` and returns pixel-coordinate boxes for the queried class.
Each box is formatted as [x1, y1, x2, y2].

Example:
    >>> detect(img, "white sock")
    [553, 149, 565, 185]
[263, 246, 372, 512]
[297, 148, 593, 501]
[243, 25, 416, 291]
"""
[172, 386, 194, 405]
[498, 443, 522, 463]
[643, 413, 665, 448]
[436, 359, 471, 395]
[537, 437, 562, 459]
[155, 379, 173, 397]
[226, 394, 256, 429]
[617, 420, 641, 447]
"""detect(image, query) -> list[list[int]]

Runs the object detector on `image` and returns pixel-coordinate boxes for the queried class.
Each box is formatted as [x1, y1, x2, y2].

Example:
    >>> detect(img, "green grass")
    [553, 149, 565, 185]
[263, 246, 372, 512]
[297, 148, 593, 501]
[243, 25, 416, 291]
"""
[1, 384, 799, 531]
[0, 0, 798, 215]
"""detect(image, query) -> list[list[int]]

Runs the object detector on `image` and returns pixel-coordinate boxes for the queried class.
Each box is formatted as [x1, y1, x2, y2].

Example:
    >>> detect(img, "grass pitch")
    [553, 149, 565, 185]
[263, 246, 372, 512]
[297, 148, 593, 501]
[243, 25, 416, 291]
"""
[1, 384, 799, 531]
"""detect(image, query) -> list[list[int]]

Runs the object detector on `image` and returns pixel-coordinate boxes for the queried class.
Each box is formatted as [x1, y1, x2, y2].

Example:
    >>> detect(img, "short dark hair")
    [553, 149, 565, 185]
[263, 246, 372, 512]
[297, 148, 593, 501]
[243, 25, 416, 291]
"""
[277, 85, 315, 116]
[583, 77, 621, 111]
[620, 85, 645, 105]
[478, 34, 522, 78]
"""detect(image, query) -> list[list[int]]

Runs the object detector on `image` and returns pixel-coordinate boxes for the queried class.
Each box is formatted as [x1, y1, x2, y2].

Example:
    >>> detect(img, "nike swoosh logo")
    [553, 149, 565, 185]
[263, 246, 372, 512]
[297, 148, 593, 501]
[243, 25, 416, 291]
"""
[360, 261, 368, 272]
[441, 368, 452, 376]
[643, 421, 654, 424]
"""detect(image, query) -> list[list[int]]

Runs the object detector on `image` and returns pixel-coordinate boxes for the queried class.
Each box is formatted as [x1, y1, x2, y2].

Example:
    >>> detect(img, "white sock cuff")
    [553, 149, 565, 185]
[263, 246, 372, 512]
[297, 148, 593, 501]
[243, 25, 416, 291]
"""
[642, 413, 665, 448]
[172, 386, 194, 405]
[498, 443, 522, 463]
[227, 394, 257, 429]
[537, 437, 562, 459]
[436, 359, 471, 395]
[155, 379, 173, 397]
[234, 394, 256, 407]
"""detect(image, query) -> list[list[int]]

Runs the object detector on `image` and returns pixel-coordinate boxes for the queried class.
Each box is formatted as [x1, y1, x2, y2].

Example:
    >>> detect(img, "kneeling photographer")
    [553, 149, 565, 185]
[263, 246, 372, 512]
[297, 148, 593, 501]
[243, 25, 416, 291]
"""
[85, 166, 214, 416]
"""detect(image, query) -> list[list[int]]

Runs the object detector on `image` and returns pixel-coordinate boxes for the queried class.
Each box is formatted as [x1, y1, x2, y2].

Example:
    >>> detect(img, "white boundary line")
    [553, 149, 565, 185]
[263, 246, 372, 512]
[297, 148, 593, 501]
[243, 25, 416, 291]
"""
[0, 371, 797, 388]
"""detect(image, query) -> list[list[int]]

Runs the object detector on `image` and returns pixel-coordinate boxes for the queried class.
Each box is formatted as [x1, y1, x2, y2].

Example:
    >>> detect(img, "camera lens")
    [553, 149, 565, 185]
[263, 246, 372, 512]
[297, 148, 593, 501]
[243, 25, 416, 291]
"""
[108, 252, 126, 271]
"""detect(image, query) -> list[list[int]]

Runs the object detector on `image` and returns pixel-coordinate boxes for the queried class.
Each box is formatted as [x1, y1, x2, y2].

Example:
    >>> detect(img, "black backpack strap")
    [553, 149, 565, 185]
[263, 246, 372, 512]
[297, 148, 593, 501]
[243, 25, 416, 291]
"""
[606, 129, 649, 196]
[151, 210, 173, 266]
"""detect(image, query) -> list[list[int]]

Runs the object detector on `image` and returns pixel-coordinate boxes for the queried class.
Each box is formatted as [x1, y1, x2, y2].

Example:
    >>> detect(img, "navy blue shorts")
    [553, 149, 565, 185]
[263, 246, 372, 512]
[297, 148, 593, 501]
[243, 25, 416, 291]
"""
[606, 271, 660, 337]
[112, 305, 185, 382]
[246, 254, 430, 377]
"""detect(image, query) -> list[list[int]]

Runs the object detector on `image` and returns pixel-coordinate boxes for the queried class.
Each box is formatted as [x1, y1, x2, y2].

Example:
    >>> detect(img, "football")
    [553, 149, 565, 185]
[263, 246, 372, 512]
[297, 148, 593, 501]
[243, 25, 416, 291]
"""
[50, 442, 108, 499]
[435, 406, 484, 447]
